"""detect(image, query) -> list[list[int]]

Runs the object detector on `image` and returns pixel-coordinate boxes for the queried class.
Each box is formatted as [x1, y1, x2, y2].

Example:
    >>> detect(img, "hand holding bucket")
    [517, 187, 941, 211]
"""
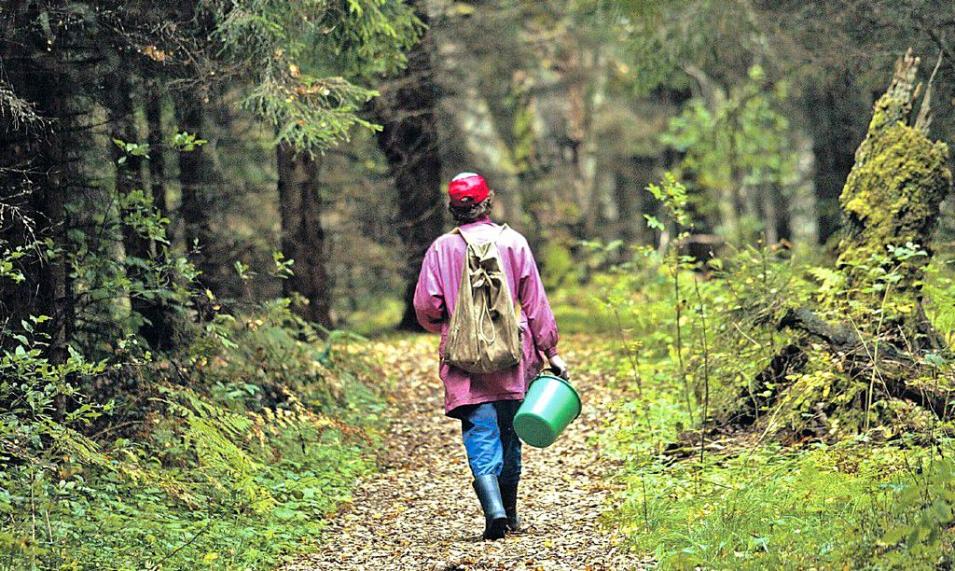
[513, 368, 582, 448]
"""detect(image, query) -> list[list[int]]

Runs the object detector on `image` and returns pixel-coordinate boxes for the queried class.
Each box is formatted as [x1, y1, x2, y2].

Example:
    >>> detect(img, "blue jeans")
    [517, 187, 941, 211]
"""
[458, 400, 522, 485]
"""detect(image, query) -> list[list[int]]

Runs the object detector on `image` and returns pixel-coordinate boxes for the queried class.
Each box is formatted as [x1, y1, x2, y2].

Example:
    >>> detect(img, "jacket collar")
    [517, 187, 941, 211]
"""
[459, 214, 493, 229]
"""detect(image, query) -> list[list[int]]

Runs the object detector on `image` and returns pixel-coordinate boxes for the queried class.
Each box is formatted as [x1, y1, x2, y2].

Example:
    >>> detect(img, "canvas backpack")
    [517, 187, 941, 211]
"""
[443, 224, 522, 374]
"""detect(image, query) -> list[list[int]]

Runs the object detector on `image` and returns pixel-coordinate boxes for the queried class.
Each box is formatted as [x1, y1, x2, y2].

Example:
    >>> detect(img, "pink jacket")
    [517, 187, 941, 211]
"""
[413, 216, 560, 416]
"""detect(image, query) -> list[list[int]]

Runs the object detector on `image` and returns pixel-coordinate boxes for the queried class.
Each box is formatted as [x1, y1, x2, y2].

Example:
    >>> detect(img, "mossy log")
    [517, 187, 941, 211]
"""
[737, 51, 953, 434]
[775, 308, 949, 417]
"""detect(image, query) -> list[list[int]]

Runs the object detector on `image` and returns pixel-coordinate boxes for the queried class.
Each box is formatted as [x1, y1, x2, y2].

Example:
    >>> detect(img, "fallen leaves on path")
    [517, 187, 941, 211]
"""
[284, 334, 650, 571]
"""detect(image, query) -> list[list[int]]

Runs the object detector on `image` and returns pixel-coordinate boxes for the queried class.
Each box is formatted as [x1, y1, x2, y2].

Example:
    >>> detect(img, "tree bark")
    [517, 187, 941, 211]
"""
[0, 6, 76, 361]
[832, 51, 952, 351]
[372, 2, 445, 331]
[175, 94, 218, 290]
[107, 73, 148, 259]
[836, 52, 951, 302]
[428, 2, 525, 225]
[277, 142, 333, 328]
[739, 52, 954, 433]
[146, 92, 168, 220]
[613, 155, 655, 245]
[760, 184, 792, 245]
[108, 72, 177, 349]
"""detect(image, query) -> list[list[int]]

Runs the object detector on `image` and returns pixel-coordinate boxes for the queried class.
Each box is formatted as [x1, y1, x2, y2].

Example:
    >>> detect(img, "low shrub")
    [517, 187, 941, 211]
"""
[0, 300, 385, 570]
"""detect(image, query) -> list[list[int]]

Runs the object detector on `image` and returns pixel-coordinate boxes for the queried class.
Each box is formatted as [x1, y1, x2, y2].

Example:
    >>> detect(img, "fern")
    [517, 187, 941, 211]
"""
[158, 386, 275, 513]
[807, 266, 846, 299]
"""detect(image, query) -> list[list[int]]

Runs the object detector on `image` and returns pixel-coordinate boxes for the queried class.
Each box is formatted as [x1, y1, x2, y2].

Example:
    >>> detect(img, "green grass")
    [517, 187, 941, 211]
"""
[594, 319, 955, 570]
[2, 391, 382, 571]
[612, 441, 955, 570]
[560, 257, 955, 570]
[31, 426, 373, 570]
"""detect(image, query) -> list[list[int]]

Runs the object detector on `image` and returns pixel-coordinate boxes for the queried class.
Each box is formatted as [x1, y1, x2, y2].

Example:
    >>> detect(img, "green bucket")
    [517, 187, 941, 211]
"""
[514, 374, 582, 448]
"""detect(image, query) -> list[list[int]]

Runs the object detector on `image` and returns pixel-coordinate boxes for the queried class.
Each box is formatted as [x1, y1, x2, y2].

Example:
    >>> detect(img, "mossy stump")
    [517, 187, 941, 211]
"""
[733, 51, 954, 440]
[836, 51, 952, 346]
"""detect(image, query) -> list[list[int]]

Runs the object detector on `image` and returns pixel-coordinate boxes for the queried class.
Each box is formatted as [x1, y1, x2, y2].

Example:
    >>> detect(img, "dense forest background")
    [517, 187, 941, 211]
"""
[5, 0, 955, 338]
[2, 0, 955, 569]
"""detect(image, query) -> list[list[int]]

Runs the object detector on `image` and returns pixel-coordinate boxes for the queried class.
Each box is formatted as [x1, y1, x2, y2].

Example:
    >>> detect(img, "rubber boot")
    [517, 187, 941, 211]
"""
[472, 474, 508, 540]
[500, 480, 521, 532]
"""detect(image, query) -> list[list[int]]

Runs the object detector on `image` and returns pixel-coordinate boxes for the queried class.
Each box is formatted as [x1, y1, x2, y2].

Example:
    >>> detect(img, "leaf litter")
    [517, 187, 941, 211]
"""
[284, 334, 651, 570]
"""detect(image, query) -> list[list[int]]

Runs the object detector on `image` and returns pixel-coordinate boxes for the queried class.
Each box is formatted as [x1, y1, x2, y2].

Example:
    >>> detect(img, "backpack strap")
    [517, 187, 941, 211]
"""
[450, 226, 471, 248]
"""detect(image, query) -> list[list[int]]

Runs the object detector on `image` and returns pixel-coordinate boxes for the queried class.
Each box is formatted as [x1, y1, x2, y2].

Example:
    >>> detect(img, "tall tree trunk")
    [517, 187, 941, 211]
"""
[834, 51, 951, 345]
[0, 7, 76, 361]
[722, 152, 743, 243]
[277, 142, 333, 328]
[516, 35, 603, 240]
[439, 80, 523, 221]
[146, 92, 168, 220]
[613, 155, 654, 245]
[741, 53, 954, 435]
[760, 185, 780, 245]
[787, 130, 818, 244]
[108, 72, 175, 349]
[759, 183, 795, 245]
[107, 73, 148, 260]
[373, 3, 444, 331]
[175, 94, 218, 290]
[566, 46, 605, 239]
[428, 3, 524, 225]
[806, 77, 864, 244]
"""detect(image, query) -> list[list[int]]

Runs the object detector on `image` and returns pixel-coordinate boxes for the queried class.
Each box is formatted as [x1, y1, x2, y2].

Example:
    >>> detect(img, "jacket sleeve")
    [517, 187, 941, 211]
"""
[413, 245, 446, 333]
[517, 239, 560, 358]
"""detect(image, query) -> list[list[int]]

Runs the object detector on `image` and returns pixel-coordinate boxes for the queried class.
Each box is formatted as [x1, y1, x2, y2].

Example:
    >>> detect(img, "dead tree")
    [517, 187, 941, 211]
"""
[738, 51, 953, 433]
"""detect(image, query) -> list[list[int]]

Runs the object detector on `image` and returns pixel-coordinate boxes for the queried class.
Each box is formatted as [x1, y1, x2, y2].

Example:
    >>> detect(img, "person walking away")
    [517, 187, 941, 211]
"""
[413, 172, 568, 540]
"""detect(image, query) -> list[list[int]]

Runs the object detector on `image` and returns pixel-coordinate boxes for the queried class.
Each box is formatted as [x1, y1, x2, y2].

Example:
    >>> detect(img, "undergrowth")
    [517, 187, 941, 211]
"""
[557, 234, 955, 568]
[0, 301, 386, 570]
[613, 438, 955, 569]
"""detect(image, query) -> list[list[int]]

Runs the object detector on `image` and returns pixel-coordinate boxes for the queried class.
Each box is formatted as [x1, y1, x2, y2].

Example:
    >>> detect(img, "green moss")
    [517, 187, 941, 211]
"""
[833, 55, 952, 317]
[838, 122, 950, 268]
[831, 118, 952, 335]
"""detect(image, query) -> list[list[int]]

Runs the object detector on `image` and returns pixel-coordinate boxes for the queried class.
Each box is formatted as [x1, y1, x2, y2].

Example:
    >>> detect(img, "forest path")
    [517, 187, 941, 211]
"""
[286, 334, 649, 571]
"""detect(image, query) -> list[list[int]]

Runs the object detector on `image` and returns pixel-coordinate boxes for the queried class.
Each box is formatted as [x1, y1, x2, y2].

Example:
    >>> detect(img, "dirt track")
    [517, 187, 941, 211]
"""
[286, 334, 648, 571]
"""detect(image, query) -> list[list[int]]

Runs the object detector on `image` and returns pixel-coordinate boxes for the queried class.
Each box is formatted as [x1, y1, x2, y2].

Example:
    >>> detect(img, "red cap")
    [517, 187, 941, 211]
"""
[448, 172, 490, 206]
